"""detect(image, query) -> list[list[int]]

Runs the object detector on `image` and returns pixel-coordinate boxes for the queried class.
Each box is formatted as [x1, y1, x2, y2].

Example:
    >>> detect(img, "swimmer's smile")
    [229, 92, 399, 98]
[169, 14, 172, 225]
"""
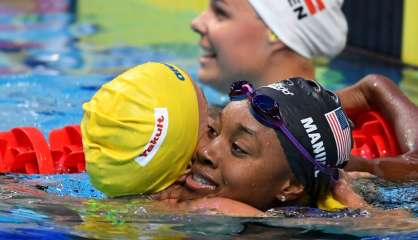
[199, 45, 217, 64]
[185, 170, 217, 191]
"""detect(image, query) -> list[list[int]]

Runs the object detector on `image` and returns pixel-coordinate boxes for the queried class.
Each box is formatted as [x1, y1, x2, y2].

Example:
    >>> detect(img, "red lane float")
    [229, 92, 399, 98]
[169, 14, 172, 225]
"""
[49, 125, 85, 174]
[350, 111, 400, 159]
[0, 125, 84, 174]
[0, 127, 54, 174]
[0, 111, 400, 174]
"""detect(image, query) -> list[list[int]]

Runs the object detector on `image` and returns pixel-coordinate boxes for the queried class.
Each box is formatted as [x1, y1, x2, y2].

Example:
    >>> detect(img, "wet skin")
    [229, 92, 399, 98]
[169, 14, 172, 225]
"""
[166, 101, 303, 211]
[339, 75, 418, 181]
[191, 79, 209, 142]
[191, 0, 275, 90]
[193, 4, 418, 182]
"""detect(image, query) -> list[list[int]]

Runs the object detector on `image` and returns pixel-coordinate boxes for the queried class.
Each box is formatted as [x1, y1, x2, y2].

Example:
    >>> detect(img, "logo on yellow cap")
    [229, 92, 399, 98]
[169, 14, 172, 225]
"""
[135, 108, 169, 166]
[164, 63, 185, 81]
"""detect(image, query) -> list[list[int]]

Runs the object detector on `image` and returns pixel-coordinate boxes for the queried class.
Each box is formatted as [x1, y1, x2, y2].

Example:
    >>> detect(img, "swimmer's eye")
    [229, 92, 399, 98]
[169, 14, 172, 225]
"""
[211, 1, 228, 19]
[207, 125, 218, 138]
[232, 142, 248, 156]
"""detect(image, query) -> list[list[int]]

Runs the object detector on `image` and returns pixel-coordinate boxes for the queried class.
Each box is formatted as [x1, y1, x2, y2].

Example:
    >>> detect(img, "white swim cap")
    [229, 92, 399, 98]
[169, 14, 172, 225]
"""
[248, 0, 348, 59]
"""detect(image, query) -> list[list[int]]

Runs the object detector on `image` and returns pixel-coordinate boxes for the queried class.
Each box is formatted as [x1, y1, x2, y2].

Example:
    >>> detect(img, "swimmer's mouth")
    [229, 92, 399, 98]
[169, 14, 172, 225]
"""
[185, 172, 217, 191]
[200, 47, 217, 58]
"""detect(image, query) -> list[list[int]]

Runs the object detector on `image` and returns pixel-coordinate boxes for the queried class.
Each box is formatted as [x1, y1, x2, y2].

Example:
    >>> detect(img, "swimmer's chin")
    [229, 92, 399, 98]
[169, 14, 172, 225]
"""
[197, 66, 220, 83]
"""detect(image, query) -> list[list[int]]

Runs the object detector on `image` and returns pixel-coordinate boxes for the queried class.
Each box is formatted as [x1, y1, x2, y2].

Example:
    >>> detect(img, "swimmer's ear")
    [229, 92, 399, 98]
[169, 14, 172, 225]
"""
[268, 30, 279, 42]
[267, 30, 286, 51]
[275, 179, 304, 202]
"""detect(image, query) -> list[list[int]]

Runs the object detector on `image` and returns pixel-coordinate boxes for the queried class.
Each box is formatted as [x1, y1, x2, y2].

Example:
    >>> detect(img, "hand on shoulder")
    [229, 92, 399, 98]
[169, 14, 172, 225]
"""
[175, 197, 264, 217]
[332, 170, 368, 209]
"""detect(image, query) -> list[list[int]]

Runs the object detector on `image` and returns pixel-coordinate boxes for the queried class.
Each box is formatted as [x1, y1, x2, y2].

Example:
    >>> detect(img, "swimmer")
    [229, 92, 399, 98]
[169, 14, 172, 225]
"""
[81, 62, 208, 197]
[211, 76, 418, 214]
[156, 77, 417, 216]
[191, 0, 347, 90]
[157, 78, 362, 214]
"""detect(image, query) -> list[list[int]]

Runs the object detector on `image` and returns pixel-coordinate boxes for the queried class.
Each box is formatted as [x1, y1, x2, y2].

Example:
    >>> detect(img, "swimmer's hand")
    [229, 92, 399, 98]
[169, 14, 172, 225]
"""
[345, 171, 376, 179]
[159, 197, 263, 217]
[332, 170, 368, 209]
[347, 153, 418, 181]
[149, 169, 191, 201]
[150, 183, 185, 201]
[151, 171, 263, 216]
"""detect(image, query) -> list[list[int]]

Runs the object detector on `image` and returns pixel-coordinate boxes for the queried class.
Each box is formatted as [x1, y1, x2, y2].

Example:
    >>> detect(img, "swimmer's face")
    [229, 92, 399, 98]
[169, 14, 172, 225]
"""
[184, 101, 294, 210]
[191, 0, 273, 91]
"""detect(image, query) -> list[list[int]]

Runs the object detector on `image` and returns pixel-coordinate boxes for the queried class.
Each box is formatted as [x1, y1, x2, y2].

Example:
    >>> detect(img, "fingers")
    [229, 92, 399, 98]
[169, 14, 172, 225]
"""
[150, 184, 183, 201]
[345, 171, 376, 181]
[333, 170, 368, 208]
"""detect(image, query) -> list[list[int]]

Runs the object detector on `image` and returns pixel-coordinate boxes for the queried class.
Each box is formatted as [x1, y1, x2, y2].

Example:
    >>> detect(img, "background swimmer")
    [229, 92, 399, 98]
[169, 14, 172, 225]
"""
[191, 0, 347, 91]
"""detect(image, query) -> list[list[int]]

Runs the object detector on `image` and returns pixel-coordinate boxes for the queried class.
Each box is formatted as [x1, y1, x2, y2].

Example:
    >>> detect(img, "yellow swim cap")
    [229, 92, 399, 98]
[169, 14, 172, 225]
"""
[81, 62, 199, 197]
[317, 192, 346, 211]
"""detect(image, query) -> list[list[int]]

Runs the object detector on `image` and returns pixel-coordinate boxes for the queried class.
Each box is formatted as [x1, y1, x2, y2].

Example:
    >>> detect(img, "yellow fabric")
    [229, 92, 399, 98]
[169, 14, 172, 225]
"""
[81, 62, 199, 197]
[317, 192, 346, 211]
[402, 0, 418, 66]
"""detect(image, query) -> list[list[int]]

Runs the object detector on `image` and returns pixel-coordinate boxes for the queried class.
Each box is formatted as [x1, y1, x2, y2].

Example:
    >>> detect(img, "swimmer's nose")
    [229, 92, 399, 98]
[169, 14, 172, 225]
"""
[191, 10, 209, 36]
[196, 138, 220, 169]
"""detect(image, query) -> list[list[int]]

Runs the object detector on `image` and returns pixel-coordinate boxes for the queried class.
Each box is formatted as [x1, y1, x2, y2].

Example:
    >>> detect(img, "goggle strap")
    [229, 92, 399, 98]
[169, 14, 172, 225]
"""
[274, 121, 336, 182]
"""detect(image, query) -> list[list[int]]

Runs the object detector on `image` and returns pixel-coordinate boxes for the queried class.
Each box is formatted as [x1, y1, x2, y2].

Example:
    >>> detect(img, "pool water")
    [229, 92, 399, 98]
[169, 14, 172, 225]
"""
[1, 173, 417, 239]
[0, 1, 417, 239]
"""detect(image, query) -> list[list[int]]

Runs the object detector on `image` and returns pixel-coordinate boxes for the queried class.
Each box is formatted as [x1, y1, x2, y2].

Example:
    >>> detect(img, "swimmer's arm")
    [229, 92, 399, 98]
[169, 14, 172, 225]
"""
[175, 197, 264, 217]
[337, 74, 418, 181]
[333, 172, 413, 220]
[157, 196, 263, 217]
[347, 154, 418, 181]
[152, 184, 263, 217]
[332, 170, 368, 209]
[337, 74, 418, 153]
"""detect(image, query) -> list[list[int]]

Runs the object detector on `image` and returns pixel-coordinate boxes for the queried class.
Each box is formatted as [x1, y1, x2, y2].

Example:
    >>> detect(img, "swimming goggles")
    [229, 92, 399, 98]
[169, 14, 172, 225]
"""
[229, 80, 339, 182]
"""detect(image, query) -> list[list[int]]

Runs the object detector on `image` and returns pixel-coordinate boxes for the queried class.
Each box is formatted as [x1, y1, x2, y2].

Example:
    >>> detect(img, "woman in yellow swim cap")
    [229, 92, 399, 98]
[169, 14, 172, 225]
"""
[82, 62, 208, 197]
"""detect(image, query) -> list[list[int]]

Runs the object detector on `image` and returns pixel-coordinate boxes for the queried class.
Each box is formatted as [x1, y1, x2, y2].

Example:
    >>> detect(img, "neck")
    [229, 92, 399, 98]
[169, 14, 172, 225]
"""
[257, 49, 315, 87]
